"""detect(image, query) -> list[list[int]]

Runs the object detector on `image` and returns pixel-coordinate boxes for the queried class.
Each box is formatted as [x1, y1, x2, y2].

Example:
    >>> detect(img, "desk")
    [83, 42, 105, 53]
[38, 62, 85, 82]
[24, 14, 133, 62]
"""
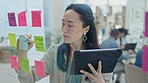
[122, 50, 136, 64]
[113, 51, 136, 79]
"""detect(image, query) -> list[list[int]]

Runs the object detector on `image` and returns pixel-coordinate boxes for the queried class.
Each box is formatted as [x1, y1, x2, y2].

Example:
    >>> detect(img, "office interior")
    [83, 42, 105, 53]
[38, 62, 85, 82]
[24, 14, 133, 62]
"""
[0, 0, 148, 83]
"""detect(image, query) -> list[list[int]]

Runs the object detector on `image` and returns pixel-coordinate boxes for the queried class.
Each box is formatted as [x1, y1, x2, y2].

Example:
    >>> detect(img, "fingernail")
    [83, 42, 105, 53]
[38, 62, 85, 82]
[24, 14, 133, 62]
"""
[80, 70, 83, 73]
[88, 63, 91, 66]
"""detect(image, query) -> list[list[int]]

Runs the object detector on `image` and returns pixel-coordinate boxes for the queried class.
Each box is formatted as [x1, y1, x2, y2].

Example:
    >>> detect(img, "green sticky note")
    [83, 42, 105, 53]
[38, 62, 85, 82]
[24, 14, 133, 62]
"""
[8, 33, 17, 47]
[20, 58, 30, 73]
[34, 36, 46, 52]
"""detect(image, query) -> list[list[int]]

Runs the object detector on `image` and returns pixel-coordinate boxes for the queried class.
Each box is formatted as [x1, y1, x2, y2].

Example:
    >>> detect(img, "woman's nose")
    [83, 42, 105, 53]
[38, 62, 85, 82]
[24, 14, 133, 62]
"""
[62, 25, 68, 33]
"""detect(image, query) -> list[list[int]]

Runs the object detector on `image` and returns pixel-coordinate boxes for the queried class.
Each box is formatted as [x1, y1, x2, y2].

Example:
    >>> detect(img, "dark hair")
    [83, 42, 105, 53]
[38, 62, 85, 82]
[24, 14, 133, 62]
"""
[65, 4, 99, 49]
[110, 29, 119, 37]
[118, 28, 129, 37]
[57, 4, 99, 71]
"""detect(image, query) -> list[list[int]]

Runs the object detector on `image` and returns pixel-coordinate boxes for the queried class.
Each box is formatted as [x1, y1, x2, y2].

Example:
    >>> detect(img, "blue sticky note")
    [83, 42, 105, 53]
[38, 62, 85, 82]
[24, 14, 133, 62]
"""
[19, 35, 28, 51]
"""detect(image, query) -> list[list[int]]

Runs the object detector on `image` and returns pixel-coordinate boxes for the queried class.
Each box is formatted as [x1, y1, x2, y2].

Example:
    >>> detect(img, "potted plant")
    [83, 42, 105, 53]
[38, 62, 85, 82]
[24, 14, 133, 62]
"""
[0, 37, 17, 63]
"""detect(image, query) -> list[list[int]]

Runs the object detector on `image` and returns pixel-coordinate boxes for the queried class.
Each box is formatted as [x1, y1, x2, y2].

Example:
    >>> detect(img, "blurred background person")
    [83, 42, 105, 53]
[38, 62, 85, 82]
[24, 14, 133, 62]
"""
[117, 27, 129, 49]
[100, 29, 119, 49]
[134, 49, 143, 68]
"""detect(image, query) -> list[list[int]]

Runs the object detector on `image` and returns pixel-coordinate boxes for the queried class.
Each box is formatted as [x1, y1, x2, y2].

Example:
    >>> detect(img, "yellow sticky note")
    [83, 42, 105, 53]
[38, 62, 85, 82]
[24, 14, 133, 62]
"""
[34, 36, 46, 52]
[8, 33, 17, 47]
[20, 58, 30, 73]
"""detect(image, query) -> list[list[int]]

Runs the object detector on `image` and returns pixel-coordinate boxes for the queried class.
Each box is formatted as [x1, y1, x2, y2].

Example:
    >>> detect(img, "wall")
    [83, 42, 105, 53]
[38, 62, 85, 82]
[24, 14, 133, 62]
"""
[44, 0, 66, 48]
[125, 0, 148, 49]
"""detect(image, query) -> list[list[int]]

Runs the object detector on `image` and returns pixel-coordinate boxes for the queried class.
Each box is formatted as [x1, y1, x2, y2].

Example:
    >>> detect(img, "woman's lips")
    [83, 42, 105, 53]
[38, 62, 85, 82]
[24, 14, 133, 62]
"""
[63, 35, 69, 38]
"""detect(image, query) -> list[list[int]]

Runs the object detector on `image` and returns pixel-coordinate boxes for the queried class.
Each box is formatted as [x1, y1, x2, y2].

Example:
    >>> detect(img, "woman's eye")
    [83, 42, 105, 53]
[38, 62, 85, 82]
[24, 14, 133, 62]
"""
[62, 23, 65, 26]
[69, 25, 73, 27]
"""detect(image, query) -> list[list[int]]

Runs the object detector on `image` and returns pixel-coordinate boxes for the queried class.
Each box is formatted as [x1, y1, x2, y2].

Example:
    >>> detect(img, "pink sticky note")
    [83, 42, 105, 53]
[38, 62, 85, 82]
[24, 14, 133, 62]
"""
[9, 55, 18, 70]
[142, 46, 148, 72]
[35, 60, 45, 77]
[32, 11, 41, 27]
[8, 13, 17, 26]
[144, 12, 148, 37]
[18, 11, 27, 26]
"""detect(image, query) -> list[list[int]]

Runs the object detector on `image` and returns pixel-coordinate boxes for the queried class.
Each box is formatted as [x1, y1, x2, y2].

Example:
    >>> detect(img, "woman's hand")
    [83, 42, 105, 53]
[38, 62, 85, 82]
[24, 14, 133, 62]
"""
[25, 34, 34, 51]
[80, 61, 105, 83]
[120, 45, 125, 49]
[17, 34, 34, 51]
[17, 34, 34, 68]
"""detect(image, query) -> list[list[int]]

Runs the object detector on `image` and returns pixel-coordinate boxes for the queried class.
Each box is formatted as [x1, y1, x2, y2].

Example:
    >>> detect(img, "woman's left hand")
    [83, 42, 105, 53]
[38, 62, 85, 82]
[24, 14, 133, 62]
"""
[80, 61, 105, 83]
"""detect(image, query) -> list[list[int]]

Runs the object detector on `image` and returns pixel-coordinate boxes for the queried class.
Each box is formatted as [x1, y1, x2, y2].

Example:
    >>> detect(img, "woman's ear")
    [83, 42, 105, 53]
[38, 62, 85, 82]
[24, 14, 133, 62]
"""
[84, 26, 90, 34]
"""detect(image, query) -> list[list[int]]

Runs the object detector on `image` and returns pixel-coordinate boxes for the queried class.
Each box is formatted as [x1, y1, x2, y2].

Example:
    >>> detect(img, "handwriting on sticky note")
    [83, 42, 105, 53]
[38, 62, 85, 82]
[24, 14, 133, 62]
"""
[142, 46, 148, 72]
[34, 36, 46, 52]
[19, 35, 28, 51]
[8, 33, 17, 47]
[9, 55, 18, 70]
[8, 12, 17, 26]
[20, 58, 30, 73]
[35, 60, 45, 77]
[18, 11, 27, 26]
[32, 11, 41, 27]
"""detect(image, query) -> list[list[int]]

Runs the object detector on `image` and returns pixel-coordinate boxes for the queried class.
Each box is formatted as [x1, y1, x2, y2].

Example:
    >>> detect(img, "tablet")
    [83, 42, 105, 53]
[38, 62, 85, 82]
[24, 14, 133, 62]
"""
[124, 43, 137, 51]
[70, 48, 122, 75]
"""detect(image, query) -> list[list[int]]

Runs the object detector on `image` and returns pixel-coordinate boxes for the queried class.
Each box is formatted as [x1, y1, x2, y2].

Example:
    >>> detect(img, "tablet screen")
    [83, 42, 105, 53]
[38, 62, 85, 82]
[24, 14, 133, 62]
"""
[124, 43, 137, 50]
[70, 48, 122, 75]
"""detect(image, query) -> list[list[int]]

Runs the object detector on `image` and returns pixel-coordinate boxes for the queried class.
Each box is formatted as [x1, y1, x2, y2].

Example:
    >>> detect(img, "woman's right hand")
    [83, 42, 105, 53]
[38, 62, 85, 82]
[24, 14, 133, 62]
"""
[17, 34, 34, 59]
[17, 34, 34, 51]
[17, 34, 34, 69]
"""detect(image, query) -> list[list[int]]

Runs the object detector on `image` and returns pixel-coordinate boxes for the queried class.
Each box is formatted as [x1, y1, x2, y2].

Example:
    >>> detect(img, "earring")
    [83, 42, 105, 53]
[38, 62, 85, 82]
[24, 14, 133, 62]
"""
[82, 33, 87, 42]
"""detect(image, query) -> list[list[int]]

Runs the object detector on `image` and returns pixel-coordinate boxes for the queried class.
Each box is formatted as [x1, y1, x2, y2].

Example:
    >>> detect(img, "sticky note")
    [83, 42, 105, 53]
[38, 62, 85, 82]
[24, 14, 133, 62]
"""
[144, 12, 148, 37]
[18, 11, 27, 26]
[8, 12, 17, 26]
[35, 60, 45, 77]
[142, 46, 148, 72]
[19, 35, 28, 51]
[8, 33, 17, 47]
[34, 36, 46, 52]
[20, 58, 30, 73]
[32, 11, 41, 27]
[9, 55, 18, 70]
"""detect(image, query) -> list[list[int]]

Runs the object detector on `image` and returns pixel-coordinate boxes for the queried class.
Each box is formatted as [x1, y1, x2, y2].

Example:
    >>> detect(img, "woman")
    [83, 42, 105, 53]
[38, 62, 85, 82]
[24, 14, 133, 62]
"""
[16, 4, 112, 83]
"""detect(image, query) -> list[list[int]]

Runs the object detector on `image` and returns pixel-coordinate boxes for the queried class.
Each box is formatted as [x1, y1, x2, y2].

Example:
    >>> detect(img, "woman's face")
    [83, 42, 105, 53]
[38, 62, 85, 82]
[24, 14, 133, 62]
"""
[119, 32, 125, 38]
[61, 10, 89, 43]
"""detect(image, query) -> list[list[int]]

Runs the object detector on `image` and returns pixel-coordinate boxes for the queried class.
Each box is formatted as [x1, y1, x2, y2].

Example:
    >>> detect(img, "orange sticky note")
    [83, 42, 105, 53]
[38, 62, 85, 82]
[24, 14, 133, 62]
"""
[35, 60, 45, 77]
[9, 55, 18, 70]
[18, 11, 27, 26]
[32, 11, 41, 27]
